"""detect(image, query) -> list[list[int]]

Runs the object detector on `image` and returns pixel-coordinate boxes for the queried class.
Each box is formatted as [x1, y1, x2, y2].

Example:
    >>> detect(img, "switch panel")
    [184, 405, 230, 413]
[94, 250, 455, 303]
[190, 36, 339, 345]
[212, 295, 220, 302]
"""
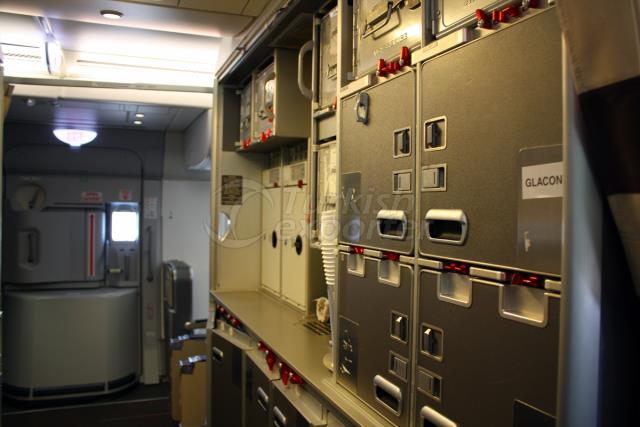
[417, 368, 442, 400]
[421, 165, 446, 192]
[393, 127, 412, 158]
[389, 352, 409, 381]
[421, 323, 443, 360]
[393, 170, 413, 194]
[390, 311, 409, 343]
[424, 117, 446, 150]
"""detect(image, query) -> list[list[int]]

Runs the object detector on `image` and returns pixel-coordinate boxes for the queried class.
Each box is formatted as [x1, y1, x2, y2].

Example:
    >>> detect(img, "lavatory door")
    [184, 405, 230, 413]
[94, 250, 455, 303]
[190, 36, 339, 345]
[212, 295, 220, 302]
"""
[340, 71, 415, 254]
[418, 9, 563, 276]
[415, 267, 560, 427]
[337, 252, 412, 427]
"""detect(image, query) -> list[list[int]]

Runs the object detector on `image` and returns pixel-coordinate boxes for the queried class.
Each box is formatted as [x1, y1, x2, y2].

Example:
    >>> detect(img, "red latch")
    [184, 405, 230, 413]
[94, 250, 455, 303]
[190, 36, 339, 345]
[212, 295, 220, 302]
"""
[377, 59, 388, 77]
[331, 96, 338, 110]
[242, 138, 251, 150]
[258, 341, 268, 352]
[352, 246, 365, 255]
[231, 317, 240, 328]
[280, 363, 291, 386]
[443, 261, 469, 275]
[399, 46, 411, 67]
[266, 351, 276, 371]
[290, 373, 304, 385]
[297, 179, 304, 189]
[476, 9, 492, 29]
[266, 128, 272, 138]
[492, 9, 507, 24]
[382, 251, 400, 261]
[260, 131, 267, 142]
[511, 273, 542, 288]
[503, 5, 521, 18]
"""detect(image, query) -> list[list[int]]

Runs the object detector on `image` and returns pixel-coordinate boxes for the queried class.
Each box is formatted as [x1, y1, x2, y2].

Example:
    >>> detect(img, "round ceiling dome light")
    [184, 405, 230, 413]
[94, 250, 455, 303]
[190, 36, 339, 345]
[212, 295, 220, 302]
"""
[100, 10, 123, 19]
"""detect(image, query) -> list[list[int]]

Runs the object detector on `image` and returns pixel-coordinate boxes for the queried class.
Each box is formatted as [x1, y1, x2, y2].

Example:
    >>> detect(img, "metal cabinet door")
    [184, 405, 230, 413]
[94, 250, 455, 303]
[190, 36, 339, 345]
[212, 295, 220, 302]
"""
[353, 0, 422, 78]
[319, 8, 338, 109]
[3, 209, 105, 284]
[210, 332, 245, 427]
[337, 254, 412, 427]
[261, 186, 282, 295]
[271, 384, 325, 427]
[415, 269, 560, 427]
[419, 10, 563, 275]
[340, 72, 415, 254]
[244, 355, 276, 427]
[281, 185, 308, 309]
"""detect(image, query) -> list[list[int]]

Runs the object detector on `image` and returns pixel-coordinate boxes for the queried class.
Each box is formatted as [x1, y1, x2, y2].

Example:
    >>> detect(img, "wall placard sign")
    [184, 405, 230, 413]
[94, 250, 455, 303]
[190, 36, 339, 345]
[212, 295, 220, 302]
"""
[221, 175, 243, 205]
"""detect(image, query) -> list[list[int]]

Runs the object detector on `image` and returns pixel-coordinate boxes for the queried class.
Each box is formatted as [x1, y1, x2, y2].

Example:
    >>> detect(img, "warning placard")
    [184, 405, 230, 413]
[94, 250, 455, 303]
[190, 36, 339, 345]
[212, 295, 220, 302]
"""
[81, 191, 103, 203]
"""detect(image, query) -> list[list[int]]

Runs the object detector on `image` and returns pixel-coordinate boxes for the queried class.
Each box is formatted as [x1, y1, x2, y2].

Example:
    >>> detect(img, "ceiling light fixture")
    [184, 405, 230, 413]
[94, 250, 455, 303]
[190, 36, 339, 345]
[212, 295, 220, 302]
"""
[133, 120, 143, 125]
[53, 129, 98, 147]
[135, 113, 144, 118]
[100, 10, 123, 20]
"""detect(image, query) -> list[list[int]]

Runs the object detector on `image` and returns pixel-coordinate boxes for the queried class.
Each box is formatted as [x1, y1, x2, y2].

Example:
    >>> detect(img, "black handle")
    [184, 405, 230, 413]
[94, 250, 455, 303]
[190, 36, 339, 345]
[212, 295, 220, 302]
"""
[271, 230, 278, 248]
[294, 235, 303, 255]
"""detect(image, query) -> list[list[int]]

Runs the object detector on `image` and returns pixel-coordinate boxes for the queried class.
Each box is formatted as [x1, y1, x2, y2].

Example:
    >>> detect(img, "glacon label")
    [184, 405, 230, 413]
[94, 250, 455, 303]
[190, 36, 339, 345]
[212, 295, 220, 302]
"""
[521, 161, 564, 200]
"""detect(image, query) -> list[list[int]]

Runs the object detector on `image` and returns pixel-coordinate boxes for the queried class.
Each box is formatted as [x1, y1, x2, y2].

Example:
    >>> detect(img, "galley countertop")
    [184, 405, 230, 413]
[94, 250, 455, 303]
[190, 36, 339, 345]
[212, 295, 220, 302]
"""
[211, 290, 395, 427]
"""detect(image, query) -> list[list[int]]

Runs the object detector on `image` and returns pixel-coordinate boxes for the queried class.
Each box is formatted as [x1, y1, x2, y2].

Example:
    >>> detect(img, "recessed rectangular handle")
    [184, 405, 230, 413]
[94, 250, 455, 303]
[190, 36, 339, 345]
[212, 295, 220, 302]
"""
[373, 375, 402, 415]
[355, 92, 369, 124]
[256, 386, 269, 413]
[212, 346, 224, 364]
[377, 210, 408, 240]
[420, 406, 457, 427]
[425, 209, 467, 245]
[273, 406, 287, 427]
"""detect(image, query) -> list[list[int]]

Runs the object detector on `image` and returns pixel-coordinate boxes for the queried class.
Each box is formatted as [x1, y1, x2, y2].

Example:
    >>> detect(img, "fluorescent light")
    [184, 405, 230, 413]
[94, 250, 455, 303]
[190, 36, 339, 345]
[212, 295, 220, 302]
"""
[135, 112, 144, 118]
[133, 120, 143, 125]
[53, 129, 97, 147]
[100, 10, 123, 20]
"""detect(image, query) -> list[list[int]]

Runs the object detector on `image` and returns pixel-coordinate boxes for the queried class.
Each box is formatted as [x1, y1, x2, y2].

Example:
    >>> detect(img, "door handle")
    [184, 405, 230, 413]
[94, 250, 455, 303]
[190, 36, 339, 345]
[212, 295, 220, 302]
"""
[297, 40, 314, 100]
[256, 386, 269, 413]
[273, 406, 287, 427]
[373, 374, 402, 415]
[212, 346, 224, 364]
[420, 406, 457, 427]
[355, 92, 370, 124]
[146, 226, 154, 282]
[424, 209, 468, 245]
[377, 209, 408, 240]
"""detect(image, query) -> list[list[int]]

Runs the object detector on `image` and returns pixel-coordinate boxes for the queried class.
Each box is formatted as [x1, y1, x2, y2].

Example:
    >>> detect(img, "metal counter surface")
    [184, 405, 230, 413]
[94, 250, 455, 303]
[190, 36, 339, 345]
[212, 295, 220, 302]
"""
[211, 290, 395, 427]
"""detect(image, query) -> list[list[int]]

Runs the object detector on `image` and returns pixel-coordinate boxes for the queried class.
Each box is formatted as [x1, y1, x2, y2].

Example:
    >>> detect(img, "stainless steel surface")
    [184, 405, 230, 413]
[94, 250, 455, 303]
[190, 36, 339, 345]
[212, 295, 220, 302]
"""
[319, 8, 338, 109]
[353, 0, 422, 78]
[432, 0, 516, 38]
[416, 268, 560, 426]
[337, 255, 413, 426]
[212, 290, 395, 427]
[340, 72, 415, 254]
[419, 10, 563, 275]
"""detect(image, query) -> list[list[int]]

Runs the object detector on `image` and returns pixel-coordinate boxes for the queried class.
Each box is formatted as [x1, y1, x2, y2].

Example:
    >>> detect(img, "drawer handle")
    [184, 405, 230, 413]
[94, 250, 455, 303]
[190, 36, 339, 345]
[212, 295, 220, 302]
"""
[424, 209, 468, 245]
[256, 386, 269, 413]
[373, 374, 402, 415]
[212, 346, 224, 364]
[420, 405, 457, 427]
[273, 406, 287, 427]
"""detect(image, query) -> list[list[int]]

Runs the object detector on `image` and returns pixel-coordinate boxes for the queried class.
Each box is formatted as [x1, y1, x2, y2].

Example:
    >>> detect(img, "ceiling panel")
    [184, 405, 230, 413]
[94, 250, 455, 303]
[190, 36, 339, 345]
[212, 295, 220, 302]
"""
[6, 96, 206, 131]
[242, 0, 270, 17]
[178, 0, 245, 15]
[0, 0, 253, 37]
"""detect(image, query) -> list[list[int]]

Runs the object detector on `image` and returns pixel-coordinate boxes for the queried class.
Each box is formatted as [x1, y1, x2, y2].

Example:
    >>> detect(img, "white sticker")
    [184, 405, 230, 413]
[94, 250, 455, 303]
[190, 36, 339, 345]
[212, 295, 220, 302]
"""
[521, 162, 564, 200]
[144, 197, 158, 219]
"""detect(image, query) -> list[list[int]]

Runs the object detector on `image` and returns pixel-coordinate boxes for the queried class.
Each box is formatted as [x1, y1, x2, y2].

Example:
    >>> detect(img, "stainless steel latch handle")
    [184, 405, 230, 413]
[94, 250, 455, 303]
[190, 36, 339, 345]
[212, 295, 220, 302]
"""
[373, 374, 402, 415]
[297, 40, 314, 100]
[256, 386, 269, 412]
[420, 406, 458, 427]
[425, 209, 468, 245]
[146, 226, 154, 282]
[377, 209, 408, 240]
[273, 406, 287, 427]
[212, 346, 224, 364]
[355, 92, 370, 124]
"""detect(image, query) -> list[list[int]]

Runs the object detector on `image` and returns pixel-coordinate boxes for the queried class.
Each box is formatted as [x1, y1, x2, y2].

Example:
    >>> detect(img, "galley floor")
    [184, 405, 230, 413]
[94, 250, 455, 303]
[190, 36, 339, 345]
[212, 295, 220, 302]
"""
[2, 383, 176, 427]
